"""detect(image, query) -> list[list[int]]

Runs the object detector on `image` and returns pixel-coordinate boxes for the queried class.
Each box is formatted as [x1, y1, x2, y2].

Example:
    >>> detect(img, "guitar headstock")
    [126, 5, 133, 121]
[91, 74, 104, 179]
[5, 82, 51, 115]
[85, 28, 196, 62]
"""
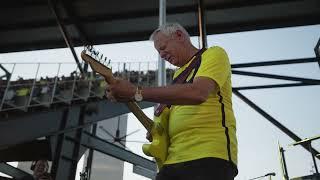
[81, 46, 115, 84]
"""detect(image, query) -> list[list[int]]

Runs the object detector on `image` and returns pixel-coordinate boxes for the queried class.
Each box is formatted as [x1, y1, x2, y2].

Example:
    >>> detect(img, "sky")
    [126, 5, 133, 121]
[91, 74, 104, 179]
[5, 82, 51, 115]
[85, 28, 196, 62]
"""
[0, 24, 319, 180]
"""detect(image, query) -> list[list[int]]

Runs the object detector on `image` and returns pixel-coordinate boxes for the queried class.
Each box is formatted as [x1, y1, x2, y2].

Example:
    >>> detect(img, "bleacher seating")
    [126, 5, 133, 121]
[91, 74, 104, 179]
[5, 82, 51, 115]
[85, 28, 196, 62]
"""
[0, 62, 176, 112]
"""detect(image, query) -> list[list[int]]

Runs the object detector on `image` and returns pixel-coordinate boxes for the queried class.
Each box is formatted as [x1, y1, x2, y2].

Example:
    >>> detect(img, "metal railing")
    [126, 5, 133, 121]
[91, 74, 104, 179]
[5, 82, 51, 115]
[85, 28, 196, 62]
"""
[0, 62, 176, 112]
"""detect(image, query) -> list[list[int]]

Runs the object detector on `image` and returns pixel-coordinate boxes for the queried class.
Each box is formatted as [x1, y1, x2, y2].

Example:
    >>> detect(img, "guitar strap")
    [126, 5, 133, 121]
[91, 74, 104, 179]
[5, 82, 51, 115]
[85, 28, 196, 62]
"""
[154, 48, 207, 116]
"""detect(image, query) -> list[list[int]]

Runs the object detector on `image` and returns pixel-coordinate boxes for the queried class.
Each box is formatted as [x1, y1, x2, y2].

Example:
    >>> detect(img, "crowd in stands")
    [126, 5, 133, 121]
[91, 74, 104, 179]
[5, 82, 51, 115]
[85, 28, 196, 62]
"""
[0, 68, 175, 112]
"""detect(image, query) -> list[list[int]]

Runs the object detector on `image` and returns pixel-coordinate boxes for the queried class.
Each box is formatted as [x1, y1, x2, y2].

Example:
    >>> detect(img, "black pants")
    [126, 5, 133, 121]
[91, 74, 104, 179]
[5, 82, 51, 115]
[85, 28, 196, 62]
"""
[156, 157, 237, 180]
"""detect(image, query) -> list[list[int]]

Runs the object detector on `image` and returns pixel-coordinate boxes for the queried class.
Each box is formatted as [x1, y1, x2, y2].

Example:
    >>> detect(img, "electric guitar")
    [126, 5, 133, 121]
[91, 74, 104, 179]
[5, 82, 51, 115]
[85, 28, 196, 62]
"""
[80, 50, 169, 169]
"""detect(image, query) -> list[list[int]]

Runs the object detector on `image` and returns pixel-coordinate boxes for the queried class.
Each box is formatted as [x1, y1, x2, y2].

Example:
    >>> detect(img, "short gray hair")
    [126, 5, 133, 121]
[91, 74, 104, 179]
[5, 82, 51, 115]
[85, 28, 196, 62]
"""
[149, 23, 190, 41]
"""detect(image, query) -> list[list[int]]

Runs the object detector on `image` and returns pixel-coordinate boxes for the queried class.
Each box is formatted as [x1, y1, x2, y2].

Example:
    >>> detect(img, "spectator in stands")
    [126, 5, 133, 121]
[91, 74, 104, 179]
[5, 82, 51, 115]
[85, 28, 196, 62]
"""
[106, 23, 238, 180]
[4, 89, 15, 101]
[39, 77, 50, 94]
[16, 77, 30, 97]
[31, 160, 52, 180]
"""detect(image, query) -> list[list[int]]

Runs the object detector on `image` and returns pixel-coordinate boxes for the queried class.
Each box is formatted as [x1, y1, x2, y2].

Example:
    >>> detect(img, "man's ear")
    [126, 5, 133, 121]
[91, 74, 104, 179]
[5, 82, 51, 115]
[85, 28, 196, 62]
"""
[174, 30, 184, 41]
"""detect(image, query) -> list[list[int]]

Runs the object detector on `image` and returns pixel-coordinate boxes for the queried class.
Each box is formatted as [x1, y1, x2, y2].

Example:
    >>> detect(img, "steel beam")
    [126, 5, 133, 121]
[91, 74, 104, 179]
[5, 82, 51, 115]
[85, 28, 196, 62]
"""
[133, 165, 157, 179]
[61, 1, 91, 72]
[232, 70, 320, 84]
[0, 100, 154, 150]
[0, 0, 314, 32]
[85, 124, 96, 180]
[48, 0, 84, 75]
[69, 106, 86, 180]
[315, 37, 320, 69]
[61, 1, 90, 45]
[289, 135, 320, 174]
[197, 0, 207, 49]
[49, 106, 88, 180]
[80, 131, 157, 173]
[49, 134, 88, 180]
[278, 145, 289, 180]
[232, 89, 320, 160]
[0, 64, 10, 80]
[231, 57, 317, 68]
[233, 82, 318, 90]
[0, 163, 33, 180]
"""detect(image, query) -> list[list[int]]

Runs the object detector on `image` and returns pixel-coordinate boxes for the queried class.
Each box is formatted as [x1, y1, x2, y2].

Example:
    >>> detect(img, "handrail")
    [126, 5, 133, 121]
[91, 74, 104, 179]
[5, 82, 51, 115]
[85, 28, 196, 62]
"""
[0, 62, 175, 112]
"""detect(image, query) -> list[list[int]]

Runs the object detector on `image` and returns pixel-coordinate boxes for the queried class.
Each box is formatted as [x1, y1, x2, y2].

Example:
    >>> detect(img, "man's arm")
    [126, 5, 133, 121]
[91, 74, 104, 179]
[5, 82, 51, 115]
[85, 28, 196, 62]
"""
[142, 76, 218, 105]
[108, 76, 218, 105]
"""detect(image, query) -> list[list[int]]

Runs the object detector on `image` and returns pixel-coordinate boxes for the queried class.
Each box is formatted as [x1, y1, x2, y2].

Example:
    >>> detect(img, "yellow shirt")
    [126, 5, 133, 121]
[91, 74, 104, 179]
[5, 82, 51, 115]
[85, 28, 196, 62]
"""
[164, 46, 238, 166]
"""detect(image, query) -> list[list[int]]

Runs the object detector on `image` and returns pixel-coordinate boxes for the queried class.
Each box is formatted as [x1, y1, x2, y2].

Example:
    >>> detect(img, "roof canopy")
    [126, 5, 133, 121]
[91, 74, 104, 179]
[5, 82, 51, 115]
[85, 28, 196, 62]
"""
[1, 0, 319, 53]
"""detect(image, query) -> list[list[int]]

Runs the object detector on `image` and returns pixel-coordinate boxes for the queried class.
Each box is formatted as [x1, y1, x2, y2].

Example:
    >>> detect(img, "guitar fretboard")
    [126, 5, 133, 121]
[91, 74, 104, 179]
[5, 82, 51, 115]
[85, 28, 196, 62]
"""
[126, 102, 153, 132]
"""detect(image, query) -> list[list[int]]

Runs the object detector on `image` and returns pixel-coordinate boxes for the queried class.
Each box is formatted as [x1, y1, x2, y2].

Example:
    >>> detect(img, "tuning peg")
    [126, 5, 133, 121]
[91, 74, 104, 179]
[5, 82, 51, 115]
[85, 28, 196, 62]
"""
[89, 45, 93, 51]
[85, 45, 90, 52]
[90, 49, 95, 56]
[99, 54, 104, 61]
[84, 45, 89, 53]
[102, 57, 107, 64]
[92, 50, 97, 56]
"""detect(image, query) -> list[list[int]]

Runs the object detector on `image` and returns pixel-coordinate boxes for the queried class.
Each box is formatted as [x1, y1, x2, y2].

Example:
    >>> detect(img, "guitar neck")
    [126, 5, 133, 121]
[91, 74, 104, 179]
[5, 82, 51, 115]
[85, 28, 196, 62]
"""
[126, 101, 153, 133]
[79, 51, 154, 132]
[100, 77, 154, 132]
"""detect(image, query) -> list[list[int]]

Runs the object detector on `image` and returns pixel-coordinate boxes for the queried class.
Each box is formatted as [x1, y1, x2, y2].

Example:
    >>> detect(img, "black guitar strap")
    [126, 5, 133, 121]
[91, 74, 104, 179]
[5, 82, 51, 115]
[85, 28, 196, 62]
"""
[154, 48, 207, 116]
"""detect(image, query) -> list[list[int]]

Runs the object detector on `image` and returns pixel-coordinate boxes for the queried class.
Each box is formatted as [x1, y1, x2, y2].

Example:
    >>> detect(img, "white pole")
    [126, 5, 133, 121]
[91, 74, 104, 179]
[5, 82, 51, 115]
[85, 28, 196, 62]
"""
[157, 0, 166, 86]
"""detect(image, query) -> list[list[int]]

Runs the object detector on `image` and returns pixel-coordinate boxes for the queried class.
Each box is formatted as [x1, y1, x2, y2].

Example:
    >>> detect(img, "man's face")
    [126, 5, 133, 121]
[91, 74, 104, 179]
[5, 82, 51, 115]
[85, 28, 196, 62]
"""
[33, 160, 48, 176]
[154, 31, 183, 67]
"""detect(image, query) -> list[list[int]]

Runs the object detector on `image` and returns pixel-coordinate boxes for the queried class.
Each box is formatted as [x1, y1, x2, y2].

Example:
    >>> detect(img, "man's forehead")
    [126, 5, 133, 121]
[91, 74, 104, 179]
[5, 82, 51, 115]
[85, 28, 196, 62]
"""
[154, 32, 170, 47]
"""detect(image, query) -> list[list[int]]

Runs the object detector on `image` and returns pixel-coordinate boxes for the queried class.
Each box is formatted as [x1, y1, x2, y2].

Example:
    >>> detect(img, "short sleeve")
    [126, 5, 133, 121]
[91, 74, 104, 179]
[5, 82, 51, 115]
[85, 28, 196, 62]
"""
[195, 46, 231, 89]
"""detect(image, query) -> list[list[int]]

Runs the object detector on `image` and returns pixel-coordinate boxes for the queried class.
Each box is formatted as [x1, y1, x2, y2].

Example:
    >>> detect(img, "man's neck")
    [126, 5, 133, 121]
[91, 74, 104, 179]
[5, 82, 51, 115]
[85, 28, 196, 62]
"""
[182, 46, 200, 66]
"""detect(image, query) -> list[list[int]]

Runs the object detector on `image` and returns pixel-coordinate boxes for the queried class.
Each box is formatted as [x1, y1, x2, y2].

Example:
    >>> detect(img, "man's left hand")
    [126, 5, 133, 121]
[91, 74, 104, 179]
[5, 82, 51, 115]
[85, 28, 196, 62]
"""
[105, 78, 136, 102]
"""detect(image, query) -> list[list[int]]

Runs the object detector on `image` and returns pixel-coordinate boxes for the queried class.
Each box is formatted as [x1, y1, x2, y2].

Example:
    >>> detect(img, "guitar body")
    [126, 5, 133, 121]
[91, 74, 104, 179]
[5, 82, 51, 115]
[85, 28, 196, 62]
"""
[142, 107, 170, 169]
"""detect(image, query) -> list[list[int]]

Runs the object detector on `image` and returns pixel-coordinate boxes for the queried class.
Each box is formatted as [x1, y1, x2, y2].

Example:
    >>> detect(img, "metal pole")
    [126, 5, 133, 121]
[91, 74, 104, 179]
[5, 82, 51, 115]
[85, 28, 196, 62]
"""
[86, 124, 97, 180]
[0, 64, 10, 80]
[27, 63, 41, 106]
[232, 70, 320, 85]
[47, 0, 85, 76]
[158, 0, 166, 86]
[198, 0, 207, 49]
[70, 66, 78, 103]
[278, 144, 289, 180]
[308, 142, 319, 174]
[138, 62, 141, 85]
[0, 63, 16, 110]
[248, 173, 276, 180]
[290, 135, 320, 172]
[314, 37, 320, 69]
[147, 62, 150, 86]
[50, 63, 61, 103]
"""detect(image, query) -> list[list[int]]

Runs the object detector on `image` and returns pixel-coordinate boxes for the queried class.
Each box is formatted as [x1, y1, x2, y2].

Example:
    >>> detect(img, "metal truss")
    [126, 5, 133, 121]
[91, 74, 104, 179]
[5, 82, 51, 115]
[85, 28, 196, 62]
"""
[231, 56, 320, 161]
[0, 163, 33, 180]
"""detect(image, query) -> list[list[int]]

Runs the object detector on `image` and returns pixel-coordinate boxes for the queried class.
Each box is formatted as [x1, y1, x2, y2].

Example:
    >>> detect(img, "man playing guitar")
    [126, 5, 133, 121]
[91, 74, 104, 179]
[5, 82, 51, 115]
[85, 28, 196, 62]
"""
[106, 23, 238, 180]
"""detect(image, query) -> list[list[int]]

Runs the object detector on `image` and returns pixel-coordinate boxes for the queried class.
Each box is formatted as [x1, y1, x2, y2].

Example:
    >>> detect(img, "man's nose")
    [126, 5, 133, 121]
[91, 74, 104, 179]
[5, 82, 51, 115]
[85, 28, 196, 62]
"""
[160, 52, 167, 59]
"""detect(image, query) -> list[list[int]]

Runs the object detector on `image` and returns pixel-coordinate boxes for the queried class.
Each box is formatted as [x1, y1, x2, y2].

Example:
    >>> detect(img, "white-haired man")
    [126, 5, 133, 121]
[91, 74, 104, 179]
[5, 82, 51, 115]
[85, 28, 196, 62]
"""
[106, 23, 238, 180]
